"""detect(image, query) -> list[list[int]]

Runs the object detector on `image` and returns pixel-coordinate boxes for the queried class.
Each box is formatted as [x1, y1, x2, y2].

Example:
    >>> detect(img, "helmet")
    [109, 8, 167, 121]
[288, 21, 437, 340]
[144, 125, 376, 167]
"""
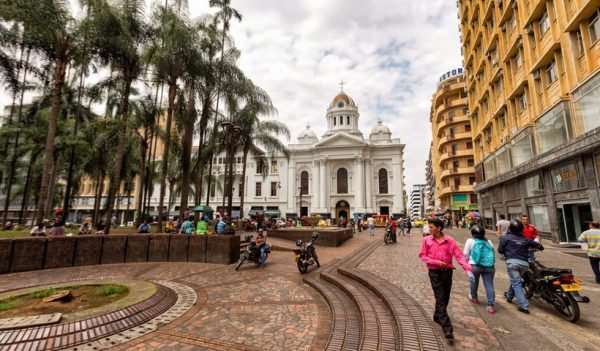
[296, 239, 303, 247]
[312, 233, 319, 239]
[470, 225, 485, 239]
[509, 219, 524, 234]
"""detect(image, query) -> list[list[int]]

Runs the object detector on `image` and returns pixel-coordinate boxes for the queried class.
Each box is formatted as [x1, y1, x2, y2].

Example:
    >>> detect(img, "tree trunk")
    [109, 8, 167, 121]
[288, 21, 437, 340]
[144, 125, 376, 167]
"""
[193, 91, 212, 205]
[135, 130, 148, 226]
[45, 154, 61, 216]
[158, 82, 177, 231]
[179, 87, 195, 220]
[36, 58, 68, 225]
[239, 148, 249, 219]
[18, 151, 38, 224]
[62, 68, 85, 218]
[93, 171, 105, 225]
[205, 154, 214, 207]
[103, 75, 133, 234]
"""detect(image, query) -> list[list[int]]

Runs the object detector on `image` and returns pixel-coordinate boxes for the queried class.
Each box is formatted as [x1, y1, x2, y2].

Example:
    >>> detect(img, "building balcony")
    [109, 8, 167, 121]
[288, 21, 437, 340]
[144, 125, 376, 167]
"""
[439, 167, 476, 180]
[438, 184, 474, 198]
[435, 98, 468, 115]
[436, 115, 469, 135]
[435, 81, 466, 104]
[438, 132, 473, 150]
[439, 149, 474, 163]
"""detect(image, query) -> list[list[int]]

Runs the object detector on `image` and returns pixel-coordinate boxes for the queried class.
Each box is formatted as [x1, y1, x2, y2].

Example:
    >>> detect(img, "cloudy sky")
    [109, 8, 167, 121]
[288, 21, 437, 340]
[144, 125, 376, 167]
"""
[185, 0, 463, 190]
[0, 0, 463, 191]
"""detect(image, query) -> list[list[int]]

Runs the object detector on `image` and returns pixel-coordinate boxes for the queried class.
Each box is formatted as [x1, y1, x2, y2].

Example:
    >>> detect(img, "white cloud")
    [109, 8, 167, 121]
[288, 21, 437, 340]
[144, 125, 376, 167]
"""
[0, 0, 463, 191]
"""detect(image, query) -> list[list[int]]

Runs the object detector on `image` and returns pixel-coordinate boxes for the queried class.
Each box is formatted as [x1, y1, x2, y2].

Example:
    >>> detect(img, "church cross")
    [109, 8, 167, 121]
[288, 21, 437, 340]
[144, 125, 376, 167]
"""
[339, 80, 345, 91]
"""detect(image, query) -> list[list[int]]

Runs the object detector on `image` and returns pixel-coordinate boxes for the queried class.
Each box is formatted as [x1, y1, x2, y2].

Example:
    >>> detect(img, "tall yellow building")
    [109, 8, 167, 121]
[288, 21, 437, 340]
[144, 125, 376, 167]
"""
[459, 0, 600, 243]
[430, 69, 478, 220]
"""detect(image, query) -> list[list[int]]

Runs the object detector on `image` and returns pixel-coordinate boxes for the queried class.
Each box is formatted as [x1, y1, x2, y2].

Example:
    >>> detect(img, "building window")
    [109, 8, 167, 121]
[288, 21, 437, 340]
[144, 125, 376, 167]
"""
[470, 194, 478, 204]
[211, 183, 216, 197]
[498, 114, 507, 131]
[527, 205, 551, 233]
[513, 52, 522, 71]
[448, 110, 455, 118]
[573, 73, 600, 135]
[301, 171, 309, 195]
[524, 174, 544, 197]
[337, 168, 348, 194]
[492, 186, 504, 203]
[454, 177, 461, 187]
[378, 169, 388, 194]
[511, 130, 534, 166]
[465, 124, 471, 132]
[347, 116, 350, 125]
[468, 159, 474, 166]
[546, 60, 558, 86]
[509, 13, 517, 31]
[517, 93, 527, 112]
[550, 160, 586, 193]
[333, 117, 336, 126]
[539, 10, 550, 36]
[218, 158, 223, 164]
[589, 9, 599, 43]
[255, 182, 262, 197]
[575, 30, 584, 56]
[271, 160, 278, 174]
[270, 182, 277, 197]
[469, 177, 476, 185]
[466, 141, 473, 149]
[506, 181, 520, 200]
[496, 147, 512, 175]
[534, 102, 569, 155]
[239, 182, 243, 197]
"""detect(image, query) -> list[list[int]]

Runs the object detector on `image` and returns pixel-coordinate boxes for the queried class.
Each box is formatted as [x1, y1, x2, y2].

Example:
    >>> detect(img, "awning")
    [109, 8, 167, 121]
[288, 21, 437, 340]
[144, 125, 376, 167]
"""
[248, 209, 264, 216]
[264, 210, 280, 217]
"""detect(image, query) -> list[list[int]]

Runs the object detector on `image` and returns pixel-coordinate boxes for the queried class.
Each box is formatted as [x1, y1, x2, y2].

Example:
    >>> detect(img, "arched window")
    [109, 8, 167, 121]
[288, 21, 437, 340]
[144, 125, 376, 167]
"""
[337, 168, 348, 194]
[379, 168, 388, 194]
[300, 171, 309, 195]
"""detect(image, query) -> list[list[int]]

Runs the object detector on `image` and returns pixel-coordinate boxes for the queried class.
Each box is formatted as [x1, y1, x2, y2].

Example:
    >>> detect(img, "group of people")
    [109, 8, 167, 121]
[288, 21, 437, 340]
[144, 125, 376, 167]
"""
[418, 214, 543, 340]
[141, 213, 230, 235]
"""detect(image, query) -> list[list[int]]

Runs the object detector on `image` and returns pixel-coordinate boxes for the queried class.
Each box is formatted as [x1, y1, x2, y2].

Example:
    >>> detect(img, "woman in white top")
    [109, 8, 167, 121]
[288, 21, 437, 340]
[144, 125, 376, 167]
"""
[463, 226, 496, 314]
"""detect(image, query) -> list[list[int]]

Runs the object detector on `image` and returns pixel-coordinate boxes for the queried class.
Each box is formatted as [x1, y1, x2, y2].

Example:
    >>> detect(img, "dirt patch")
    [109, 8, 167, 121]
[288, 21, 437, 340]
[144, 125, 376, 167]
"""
[0, 284, 129, 319]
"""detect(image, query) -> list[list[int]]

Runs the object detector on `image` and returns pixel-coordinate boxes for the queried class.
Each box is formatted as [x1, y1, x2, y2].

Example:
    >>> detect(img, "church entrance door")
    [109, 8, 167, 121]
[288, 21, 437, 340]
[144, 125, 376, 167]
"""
[335, 200, 350, 225]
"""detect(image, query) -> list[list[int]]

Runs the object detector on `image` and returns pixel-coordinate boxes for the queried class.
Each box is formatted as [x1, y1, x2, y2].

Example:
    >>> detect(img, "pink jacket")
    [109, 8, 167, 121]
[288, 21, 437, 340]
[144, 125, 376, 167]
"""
[419, 234, 472, 273]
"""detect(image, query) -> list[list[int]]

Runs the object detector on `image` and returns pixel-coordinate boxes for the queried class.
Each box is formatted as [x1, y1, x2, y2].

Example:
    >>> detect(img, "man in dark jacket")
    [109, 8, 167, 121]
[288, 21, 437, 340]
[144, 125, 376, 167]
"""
[498, 219, 543, 314]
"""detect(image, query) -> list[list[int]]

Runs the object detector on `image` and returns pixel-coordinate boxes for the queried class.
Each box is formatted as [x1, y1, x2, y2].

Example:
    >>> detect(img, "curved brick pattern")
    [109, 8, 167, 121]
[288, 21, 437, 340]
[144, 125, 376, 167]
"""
[0, 282, 177, 350]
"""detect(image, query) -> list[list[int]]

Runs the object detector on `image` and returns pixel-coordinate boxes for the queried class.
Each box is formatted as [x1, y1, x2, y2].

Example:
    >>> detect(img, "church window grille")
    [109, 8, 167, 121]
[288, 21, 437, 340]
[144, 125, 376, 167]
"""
[255, 182, 262, 197]
[340, 116, 343, 125]
[378, 169, 389, 194]
[301, 171, 309, 195]
[337, 168, 348, 194]
[347, 116, 350, 125]
[333, 117, 336, 126]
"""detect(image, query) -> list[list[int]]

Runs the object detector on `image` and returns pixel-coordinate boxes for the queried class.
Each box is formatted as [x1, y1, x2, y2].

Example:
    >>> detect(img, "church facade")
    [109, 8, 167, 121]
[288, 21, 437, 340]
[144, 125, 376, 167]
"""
[212, 90, 407, 220]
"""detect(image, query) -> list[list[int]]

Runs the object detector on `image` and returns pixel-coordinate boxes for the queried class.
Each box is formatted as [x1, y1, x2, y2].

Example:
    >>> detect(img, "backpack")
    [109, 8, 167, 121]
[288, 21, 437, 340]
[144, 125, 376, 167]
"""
[471, 239, 495, 267]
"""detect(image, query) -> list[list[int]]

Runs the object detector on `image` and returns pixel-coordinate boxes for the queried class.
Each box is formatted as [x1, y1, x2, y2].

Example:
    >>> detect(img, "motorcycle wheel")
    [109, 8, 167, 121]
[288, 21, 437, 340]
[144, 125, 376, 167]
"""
[235, 254, 246, 271]
[522, 274, 535, 299]
[257, 253, 268, 265]
[297, 260, 308, 274]
[551, 290, 580, 323]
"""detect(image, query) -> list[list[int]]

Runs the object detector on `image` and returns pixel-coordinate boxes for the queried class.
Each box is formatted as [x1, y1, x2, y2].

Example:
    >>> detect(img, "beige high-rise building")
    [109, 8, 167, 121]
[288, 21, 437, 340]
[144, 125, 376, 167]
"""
[430, 69, 478, 220]
[458, 0, 600, 243]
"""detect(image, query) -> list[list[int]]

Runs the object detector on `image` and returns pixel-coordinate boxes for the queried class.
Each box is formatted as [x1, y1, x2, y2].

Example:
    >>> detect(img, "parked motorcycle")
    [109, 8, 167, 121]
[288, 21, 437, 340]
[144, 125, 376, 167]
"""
[384, 225, 395, 244]
[294, 233, 320, 273]
[235, 234, 271, 270]
[522, 256, 590, 323]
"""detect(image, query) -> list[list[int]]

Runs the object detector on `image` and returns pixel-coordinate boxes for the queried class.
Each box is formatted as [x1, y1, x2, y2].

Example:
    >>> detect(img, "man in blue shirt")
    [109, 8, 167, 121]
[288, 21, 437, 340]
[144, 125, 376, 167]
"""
[216, 217, 226, 234]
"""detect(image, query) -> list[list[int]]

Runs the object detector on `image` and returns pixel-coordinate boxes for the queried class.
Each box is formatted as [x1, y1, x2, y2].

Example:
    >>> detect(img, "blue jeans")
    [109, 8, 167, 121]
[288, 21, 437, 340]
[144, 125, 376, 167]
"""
[506, 263, 529, 310]
[470, 264, 495, 306]
[369, 225, 374, 235]
[589, 256, 600, 282]
[258, 245, 268, 264]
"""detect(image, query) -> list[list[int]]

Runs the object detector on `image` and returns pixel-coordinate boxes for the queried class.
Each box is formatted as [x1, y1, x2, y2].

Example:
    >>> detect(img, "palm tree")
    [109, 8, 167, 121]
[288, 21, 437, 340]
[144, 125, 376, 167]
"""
[0, 0, 82, 225]
[145, 4, 194, 230]
[88, 0, 149, 233]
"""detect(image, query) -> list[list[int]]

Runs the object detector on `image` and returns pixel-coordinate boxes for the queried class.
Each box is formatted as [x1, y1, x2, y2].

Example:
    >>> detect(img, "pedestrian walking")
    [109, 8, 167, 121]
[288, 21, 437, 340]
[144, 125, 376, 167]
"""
[422, 219, 430, 237]
[463, 226, 496, 314]
[419, 218, 474, 339]
[498, 219, 543, 314]
[367, 216, 375, 237]
[521, 214, 540, 261]
[406, 217, 412, 235]
[577, 220, 600, 284]
[496, 214, 510, 238]
[398, 217, 406, 236]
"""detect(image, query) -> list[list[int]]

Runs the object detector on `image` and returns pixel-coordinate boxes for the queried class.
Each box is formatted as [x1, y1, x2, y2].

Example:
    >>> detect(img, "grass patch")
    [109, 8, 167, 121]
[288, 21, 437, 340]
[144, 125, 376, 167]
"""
[29, 288, 61, 299]
[97, 284, 128, 297]
[0, 299, 21, 311]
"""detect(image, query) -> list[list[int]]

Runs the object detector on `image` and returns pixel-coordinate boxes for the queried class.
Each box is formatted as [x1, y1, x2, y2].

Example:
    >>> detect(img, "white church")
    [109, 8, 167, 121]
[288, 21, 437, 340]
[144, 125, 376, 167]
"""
[210, 89, 407, 221]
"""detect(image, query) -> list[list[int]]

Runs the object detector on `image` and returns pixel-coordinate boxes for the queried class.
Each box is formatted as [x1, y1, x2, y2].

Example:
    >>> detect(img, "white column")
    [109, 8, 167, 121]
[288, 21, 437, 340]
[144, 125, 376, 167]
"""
[354, 158, 364, 212]
[365, 160, 373, 212]
[287, 157, 295, 213]
[311, 161, 319, 213]
[392, 155, 404, 214]
[319, 160, 327, 211]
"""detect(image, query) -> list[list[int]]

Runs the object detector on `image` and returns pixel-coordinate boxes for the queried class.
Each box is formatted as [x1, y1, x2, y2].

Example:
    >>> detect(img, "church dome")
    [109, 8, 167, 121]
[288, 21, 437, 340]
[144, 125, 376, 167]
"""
[297, 123, 319, 144]
[370, 119, 392, 142]
[329, 91, 357, 109]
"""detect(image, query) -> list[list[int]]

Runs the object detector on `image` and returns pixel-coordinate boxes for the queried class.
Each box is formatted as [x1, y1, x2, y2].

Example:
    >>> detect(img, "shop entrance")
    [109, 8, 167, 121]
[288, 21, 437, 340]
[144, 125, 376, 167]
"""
[335, 200, 350, 224]
[557, 202, 592, 243]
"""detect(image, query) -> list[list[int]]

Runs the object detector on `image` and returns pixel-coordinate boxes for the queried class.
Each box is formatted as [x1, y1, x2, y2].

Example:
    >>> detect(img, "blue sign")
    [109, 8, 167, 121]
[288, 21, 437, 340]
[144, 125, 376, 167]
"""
[439, 68, 464, 82]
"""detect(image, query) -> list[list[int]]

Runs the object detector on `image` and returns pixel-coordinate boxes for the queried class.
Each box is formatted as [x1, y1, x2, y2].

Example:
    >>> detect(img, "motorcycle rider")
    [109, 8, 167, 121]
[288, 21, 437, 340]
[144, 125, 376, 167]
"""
[498, 219, 544, 314]
[256, 231, 268, 264]
[387, 216, 397, 242]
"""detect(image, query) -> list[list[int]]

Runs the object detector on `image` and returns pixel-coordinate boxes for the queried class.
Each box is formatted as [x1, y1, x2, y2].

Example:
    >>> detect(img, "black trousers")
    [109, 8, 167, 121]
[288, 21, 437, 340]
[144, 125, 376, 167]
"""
[428, 269, 453, 333]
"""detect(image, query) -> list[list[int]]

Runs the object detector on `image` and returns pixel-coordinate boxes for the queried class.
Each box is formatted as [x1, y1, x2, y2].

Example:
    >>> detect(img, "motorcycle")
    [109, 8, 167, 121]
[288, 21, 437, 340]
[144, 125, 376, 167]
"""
[294, 233, 320, 273]
[235, 234, 271, 270]
[384, 225, 395, 244]
[522, 256, 590, 323]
